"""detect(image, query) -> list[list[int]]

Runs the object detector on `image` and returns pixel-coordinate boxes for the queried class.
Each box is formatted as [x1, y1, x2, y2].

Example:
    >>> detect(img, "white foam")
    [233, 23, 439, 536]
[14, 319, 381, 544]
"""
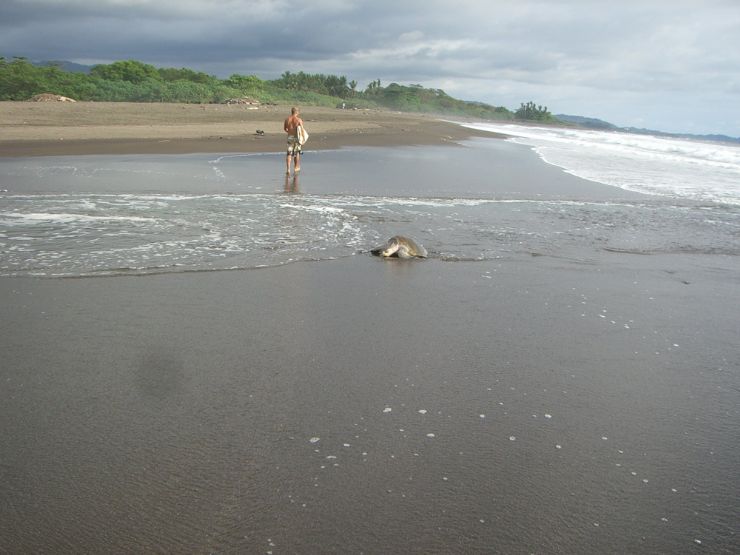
[464, 122, 740, 204]
[279, 203, 346, 214]
[1, 212, 153, 224]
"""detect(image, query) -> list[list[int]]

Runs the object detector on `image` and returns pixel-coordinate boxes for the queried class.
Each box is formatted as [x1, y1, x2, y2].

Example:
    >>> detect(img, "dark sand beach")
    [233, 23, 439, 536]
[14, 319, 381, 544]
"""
[2, 255, 738, 553]
[0, 102, 494, 157]
[1, 103, 738, 553]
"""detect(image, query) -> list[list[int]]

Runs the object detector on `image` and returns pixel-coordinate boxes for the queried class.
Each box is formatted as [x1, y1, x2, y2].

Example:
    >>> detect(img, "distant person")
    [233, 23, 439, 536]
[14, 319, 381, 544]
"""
[284, 107, 304, 175]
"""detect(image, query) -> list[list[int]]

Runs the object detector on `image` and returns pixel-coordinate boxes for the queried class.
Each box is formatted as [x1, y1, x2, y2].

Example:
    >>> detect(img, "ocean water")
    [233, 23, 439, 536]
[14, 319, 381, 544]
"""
[1, 131, 739, 277]
[465, 122, 740, 205]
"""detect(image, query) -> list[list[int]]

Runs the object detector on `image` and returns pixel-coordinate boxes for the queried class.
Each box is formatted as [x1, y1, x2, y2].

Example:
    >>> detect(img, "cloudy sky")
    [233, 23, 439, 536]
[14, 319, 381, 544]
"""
[2, 0, 739, 135]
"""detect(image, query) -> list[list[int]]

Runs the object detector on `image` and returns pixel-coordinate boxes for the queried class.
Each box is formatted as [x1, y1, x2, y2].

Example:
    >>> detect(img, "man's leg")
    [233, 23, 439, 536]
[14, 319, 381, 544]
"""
[294, 152, 301, 172]
[286, 152, 292, 174]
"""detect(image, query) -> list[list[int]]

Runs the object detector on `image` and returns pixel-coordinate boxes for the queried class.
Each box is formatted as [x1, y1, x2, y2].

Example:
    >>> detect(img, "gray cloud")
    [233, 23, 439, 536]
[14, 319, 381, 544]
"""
[1, 0, 739, 134]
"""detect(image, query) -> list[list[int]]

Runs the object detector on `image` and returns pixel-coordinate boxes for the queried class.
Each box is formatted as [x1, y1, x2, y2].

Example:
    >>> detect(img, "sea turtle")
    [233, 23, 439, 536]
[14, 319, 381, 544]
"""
[371, 235, 428, 259]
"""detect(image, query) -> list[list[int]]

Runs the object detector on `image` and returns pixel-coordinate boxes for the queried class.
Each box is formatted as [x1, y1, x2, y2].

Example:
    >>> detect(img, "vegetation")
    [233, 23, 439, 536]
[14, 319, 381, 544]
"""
[0, 57, 239, 103]
[514, 101, 556, 122]
[0, 56, 555, 123]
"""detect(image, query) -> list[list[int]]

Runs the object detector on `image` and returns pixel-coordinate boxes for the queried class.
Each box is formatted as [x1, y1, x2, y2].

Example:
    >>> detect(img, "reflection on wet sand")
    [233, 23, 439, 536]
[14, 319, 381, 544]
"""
[284, 173, 300, 194]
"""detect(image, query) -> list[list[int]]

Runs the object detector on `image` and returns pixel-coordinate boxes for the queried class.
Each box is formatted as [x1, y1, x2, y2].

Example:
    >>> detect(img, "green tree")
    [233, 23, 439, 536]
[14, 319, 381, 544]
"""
[0, 57, 48, 99]
[158, 67, 215, 84]
[515, 101, 552, 121]
[364, 79, 382, 94]
[226, 74, 265, 91]
[325, 75, 348, 97]
[90, 60, 162, 83]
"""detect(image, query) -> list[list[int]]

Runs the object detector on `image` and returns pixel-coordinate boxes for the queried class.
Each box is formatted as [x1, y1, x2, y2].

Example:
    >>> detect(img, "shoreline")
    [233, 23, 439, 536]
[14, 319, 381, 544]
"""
[0, 101, 498, 157]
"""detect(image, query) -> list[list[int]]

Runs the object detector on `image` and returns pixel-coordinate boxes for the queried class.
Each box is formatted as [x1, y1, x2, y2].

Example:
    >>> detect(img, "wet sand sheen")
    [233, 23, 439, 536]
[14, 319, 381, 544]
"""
[1, 253, 737, 553]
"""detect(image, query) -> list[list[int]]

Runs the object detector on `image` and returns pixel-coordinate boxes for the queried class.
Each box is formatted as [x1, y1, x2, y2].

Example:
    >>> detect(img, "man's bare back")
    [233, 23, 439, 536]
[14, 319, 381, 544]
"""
[284, 113, 303, 136]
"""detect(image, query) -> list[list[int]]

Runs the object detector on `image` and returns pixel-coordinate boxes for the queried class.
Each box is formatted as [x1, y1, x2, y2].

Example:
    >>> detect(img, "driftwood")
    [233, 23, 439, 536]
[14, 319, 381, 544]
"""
[223, 97, 260, 106]
[29, 93, 77, 102]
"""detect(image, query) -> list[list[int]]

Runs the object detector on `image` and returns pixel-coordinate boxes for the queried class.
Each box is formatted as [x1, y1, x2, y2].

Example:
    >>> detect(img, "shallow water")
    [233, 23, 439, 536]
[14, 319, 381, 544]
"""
[2, 140, 738, 277]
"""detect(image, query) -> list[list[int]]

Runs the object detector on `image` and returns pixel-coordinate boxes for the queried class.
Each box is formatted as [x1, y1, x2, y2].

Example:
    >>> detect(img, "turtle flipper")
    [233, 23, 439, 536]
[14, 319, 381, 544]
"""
[396, 246, 413, 259]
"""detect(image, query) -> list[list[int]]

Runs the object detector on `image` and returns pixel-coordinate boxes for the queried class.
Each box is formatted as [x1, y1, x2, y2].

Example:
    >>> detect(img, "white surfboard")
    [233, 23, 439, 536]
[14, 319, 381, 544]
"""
[297, 125, 309, 146]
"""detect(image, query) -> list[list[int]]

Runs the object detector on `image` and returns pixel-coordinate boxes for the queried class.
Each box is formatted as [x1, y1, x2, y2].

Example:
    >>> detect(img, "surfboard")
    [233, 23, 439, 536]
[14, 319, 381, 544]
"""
[297, 124, 309, 146]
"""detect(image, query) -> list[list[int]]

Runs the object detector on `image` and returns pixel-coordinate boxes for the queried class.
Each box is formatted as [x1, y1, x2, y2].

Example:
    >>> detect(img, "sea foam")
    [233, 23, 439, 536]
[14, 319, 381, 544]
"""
[464, 122, 740, 205]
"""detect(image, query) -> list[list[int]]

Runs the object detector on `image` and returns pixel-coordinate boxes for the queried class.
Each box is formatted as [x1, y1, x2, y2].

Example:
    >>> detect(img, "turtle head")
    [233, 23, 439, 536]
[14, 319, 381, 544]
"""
[381, 240, 400, 257]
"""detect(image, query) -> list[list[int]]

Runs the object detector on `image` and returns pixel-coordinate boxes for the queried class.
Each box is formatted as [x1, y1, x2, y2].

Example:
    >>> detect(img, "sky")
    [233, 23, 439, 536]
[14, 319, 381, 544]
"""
[2, 0, 739, 136]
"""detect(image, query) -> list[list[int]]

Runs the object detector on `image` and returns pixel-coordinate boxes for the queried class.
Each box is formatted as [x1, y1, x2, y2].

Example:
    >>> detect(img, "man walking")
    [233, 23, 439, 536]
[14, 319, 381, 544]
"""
[284, 107, 304, 175]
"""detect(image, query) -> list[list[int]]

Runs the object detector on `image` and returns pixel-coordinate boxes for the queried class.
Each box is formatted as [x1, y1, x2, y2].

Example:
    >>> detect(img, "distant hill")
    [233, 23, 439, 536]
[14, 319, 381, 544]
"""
[34, 60, 92, 73]
[621, 127, 740, 144]
[556, 114, 618, 130]
[557, 114, 740, 144]
[1, 57, 93, 73]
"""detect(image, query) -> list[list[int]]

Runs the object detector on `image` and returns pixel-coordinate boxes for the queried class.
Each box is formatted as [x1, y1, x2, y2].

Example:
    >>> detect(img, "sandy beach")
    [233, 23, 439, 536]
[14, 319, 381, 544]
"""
[2, 254, 738, 553]
[0, 101, 494, 157]
[1, 103, 738, 553]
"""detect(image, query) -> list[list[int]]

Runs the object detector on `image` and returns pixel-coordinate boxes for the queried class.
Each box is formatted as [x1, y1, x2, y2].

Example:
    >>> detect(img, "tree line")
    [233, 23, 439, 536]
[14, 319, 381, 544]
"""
[0, 57, 554, 122]
[0, 57, 243, 104]
[514, 101, 553, 121]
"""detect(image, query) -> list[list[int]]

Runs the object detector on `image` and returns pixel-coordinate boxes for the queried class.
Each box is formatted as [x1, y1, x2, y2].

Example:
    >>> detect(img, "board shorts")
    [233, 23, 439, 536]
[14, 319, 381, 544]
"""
[287, 136, 302, 156]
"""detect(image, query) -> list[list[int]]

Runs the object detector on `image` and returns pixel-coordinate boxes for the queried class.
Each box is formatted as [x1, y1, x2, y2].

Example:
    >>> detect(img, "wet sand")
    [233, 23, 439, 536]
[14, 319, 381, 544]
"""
[1, 252, 738, 553]
[0, 102, 495, 157]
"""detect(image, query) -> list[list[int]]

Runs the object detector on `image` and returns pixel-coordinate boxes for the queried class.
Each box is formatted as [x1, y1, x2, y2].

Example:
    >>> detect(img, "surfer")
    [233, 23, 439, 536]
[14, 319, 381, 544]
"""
[284, 107, 304, 175]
